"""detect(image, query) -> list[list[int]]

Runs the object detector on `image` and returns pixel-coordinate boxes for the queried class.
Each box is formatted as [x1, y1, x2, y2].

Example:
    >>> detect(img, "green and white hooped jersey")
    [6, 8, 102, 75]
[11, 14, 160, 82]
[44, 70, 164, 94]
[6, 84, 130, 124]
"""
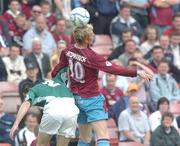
[25, 80, 74, 107]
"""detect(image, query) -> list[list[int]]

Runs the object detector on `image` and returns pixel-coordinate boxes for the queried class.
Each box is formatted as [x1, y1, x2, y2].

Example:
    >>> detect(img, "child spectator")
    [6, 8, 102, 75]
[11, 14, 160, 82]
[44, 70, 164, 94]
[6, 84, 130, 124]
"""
[15, 112, 39, 146]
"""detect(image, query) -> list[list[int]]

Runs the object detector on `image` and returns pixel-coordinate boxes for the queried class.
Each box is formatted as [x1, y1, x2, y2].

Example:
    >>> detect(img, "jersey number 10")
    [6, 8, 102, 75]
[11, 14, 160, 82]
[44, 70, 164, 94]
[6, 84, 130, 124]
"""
[69, 59, 85, 83]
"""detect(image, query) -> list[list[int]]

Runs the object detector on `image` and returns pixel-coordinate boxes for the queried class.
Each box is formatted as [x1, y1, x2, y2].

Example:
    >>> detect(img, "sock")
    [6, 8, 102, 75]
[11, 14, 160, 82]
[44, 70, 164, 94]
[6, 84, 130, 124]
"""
[97, 139, 110, 146]
[77, 140, 91, 146]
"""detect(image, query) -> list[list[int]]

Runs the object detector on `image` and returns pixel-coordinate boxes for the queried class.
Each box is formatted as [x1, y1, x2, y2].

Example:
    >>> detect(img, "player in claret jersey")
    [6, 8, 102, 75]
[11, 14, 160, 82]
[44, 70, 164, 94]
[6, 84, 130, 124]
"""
[10, 68, 79, 146]
[52, 24, 153, 146]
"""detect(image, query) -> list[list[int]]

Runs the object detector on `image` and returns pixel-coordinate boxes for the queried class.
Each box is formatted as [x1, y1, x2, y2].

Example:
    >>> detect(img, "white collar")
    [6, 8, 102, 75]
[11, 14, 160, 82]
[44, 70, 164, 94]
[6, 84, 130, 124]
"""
[35, 53, 43, 59]
[119, 15, 136, 24]
[7, 10, 20, 18]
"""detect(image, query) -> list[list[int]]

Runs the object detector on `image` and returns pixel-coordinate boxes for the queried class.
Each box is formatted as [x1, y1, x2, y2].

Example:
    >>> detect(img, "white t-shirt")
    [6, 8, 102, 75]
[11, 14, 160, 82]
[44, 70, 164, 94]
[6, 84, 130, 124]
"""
[15, 127, 36, 146]
[149, 110, 178, 132]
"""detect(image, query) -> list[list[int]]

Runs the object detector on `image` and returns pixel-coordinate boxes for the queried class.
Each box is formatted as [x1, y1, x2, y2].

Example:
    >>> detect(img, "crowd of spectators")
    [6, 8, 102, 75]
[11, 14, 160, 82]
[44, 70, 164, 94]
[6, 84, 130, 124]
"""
[1, 0, 180, 146]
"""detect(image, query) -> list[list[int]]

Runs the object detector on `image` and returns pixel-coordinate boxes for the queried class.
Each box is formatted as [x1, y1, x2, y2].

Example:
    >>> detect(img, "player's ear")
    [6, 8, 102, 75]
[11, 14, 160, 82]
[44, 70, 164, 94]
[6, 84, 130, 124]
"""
[85, 35, 91, 44]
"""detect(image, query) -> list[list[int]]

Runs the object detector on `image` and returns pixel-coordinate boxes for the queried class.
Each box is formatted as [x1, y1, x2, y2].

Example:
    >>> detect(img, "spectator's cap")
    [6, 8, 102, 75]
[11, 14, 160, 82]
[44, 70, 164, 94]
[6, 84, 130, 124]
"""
[127, 83, 138, 92]
[26, 62, 38, 70]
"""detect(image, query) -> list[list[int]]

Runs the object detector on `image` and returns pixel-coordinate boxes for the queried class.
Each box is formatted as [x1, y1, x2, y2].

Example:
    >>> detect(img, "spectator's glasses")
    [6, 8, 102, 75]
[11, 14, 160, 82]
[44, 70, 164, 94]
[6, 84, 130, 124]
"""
[33, 10, 41, 14]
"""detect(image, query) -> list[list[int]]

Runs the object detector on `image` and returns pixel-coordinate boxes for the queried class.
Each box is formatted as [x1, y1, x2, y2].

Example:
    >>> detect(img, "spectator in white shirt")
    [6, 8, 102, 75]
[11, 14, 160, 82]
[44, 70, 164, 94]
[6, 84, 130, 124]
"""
[118, 96, 150, 145]
[149, 97, 178, 132]
[2, 45, 27, 84]
[140, 25, 159, 58]
[15, 112, 39, 146]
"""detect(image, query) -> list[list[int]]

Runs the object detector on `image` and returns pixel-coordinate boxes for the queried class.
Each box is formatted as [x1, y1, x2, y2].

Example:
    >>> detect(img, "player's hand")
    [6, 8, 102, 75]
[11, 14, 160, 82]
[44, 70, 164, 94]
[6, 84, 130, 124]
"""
[137, 70, 153, 81]
[9, 124, 18, 140]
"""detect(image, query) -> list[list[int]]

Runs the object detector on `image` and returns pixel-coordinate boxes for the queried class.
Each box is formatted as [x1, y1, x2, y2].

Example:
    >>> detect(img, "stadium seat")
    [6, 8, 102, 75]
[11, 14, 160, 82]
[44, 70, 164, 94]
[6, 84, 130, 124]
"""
[119, 142, 143, 146]
[0, 143, 11, 146]
[93, 35, 113, 46]
[92, 35, 113, 56]
[108, 119, 118, 146]
[0, 81, 21, 114]
[0, 81, 18, 92]
[170, 101, 180, 115]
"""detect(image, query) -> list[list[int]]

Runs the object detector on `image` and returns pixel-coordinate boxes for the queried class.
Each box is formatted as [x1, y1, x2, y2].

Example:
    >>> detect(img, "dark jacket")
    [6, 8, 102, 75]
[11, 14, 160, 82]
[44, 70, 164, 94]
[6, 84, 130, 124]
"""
[0, 17, 12, 47]
[0, 113, 15, 145]
[108, 44, 125, 61]
[24, 53, 51, 80]
[19, 78, 42, 101]
[108, 96, 128, 126]
[151, 125, 180, 146]
[0, 57, 7, 81]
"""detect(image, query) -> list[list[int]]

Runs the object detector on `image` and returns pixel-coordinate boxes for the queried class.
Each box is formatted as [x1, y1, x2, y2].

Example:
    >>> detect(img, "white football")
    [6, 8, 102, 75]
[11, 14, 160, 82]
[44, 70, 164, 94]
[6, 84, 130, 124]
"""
[70, 7, 90, 27]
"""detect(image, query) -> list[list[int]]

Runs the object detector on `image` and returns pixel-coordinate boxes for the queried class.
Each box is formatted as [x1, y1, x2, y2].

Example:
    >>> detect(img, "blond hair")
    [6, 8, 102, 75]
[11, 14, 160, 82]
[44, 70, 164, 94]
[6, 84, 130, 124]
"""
[73, 24, 93, 45]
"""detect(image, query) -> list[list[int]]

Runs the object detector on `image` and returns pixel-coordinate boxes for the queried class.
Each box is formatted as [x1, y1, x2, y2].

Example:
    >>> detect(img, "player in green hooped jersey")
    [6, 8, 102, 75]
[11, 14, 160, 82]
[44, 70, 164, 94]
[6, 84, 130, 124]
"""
[10, 67, 79, 146]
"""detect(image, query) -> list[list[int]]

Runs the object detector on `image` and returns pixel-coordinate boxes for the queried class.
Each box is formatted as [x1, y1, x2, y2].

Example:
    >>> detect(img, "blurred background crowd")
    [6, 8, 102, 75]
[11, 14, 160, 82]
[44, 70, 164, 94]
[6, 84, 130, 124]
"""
[0, 0, 180, 146]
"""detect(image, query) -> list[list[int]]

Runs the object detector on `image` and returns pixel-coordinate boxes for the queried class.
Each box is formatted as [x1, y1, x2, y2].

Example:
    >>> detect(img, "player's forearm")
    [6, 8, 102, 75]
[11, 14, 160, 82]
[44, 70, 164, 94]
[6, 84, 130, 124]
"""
[13, 101, 31, 127]
[107, 63, 137, 77]
[135, 62, 154, 76]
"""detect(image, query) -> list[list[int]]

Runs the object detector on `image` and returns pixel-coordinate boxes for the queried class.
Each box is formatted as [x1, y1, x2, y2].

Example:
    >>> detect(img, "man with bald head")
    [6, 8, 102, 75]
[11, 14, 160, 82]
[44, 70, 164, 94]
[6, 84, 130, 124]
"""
[118, 96, 150, 145]
[24, 37, 51, 80]
[23, 15, 56, 56]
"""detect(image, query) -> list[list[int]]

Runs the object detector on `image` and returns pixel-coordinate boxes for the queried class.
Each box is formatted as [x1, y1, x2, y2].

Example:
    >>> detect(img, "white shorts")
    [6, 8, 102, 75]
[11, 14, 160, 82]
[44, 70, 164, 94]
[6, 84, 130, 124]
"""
[39, 98, 79, 138]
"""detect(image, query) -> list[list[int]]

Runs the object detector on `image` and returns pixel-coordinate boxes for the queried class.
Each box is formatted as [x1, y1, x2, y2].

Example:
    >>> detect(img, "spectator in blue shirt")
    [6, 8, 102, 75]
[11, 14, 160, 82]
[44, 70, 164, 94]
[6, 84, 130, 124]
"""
[149, 59, 180, 111]
[0, 93, 15, 145]
[23, 15, 56, 56]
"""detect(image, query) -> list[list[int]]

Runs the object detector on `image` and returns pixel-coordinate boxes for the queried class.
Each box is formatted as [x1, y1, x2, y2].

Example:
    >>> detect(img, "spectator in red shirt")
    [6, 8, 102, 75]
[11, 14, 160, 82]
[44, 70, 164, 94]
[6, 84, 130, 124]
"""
[9, 13, 29, 47]
[3, 0, 20, 25]
[21, 0, 32, 19]
[101, 73, 124, 108]
[149, 0, 173, 34]
[52, 18, 71, 47]
[40, 1, 57, 31]
[164, 13, 180, 36]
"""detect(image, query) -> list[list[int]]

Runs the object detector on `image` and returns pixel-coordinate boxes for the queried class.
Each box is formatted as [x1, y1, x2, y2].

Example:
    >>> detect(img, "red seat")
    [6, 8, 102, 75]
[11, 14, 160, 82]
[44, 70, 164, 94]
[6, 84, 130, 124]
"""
[119, 142, 143, 146]
[92, 35, 113, 56]
[108, 119, 118, 146]
[170, 101, 180, 115]
[0, 143, 11, 146]
[93, 35, 113, 46]
[91, 45, 112, 56]
[108, 118, 117, 128]
[0, 81, 18, 92]
[0, 82, 21, 114]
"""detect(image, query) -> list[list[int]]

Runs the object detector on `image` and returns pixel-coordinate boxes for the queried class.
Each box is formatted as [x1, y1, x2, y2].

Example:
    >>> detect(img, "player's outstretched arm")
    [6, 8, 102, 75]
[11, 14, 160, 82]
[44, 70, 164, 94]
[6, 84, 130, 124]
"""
[9, 101, 31, 139]
[135, 61, 154, 81]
